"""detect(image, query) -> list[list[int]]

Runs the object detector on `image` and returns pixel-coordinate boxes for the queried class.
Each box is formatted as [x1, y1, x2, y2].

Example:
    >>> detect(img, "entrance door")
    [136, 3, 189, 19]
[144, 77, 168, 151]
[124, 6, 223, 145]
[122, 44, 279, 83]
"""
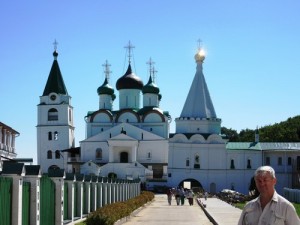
[120, 152, 128, 163]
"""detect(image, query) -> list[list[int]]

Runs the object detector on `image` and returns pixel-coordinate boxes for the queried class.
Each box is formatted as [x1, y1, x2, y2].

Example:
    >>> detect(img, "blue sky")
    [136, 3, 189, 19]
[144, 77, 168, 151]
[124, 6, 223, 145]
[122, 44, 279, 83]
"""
[1, 1, 300, 163]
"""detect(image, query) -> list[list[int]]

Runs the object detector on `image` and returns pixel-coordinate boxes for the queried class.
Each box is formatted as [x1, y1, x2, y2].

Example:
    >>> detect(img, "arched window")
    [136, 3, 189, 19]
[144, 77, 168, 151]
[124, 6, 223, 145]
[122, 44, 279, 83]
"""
[194, 154, 200, 169]
[47, 150, 52, 159]
[147, 152, 151, 159]
[55, 150, 60, 159]
[48, 132, 52, 140]
[230, 159, 235, 169]
[54, 131, 58, 140]
[95, 148, 102, 159]
[48, 108, 58, 121]
[247, 159, 251, 169]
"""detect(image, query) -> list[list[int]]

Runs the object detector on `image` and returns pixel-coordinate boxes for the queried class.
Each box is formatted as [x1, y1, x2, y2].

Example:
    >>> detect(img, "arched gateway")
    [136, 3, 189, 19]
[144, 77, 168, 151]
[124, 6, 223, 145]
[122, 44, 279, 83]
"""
[178, 178, 203, 192]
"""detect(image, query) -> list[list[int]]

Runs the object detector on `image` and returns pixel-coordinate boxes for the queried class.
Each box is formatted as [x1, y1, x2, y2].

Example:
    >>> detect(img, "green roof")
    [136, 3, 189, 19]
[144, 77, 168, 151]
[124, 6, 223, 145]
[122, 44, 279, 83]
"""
[42, 51, 68, 96]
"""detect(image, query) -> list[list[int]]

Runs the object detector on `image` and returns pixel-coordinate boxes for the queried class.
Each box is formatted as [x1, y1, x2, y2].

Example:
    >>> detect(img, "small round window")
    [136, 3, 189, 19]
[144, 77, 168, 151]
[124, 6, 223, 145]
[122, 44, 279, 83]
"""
[50, 94, 56, 101]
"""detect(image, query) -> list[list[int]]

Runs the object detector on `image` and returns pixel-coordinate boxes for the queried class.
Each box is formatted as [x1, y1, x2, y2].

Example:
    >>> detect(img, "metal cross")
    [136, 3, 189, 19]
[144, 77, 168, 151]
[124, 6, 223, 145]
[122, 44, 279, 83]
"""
[197, 38, 202, 50]
[53, 39, 58, 50]
[146, 57, 155, 78]
[102, 60, 112, 82]
[124, 41, 135, 64]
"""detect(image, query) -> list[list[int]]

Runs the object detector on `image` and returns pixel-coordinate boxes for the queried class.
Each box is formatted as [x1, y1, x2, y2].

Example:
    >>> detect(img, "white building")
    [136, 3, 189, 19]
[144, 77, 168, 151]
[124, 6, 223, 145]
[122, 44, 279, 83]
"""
[37, 43, 300, 194]
[0, 122, 19, 161]
[37, 50, 75, 173]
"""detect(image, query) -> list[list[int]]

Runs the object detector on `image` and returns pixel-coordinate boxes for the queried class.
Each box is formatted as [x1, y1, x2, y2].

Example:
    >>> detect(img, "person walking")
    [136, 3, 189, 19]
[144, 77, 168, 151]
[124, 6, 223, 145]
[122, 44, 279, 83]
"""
[180, 187, 186, 205]
[186, 189, 194, 206]
[175, 188, 181, 205]
[204, 191, 208, 201]
[166, 188, 173, 205]
[238, 166, 300, 225]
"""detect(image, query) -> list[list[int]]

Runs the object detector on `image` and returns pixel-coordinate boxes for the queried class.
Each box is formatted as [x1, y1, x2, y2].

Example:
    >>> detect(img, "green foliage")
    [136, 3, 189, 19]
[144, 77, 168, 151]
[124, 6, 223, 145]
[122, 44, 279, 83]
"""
[85, 191, 154, 225]
[221, 115, 300, 142]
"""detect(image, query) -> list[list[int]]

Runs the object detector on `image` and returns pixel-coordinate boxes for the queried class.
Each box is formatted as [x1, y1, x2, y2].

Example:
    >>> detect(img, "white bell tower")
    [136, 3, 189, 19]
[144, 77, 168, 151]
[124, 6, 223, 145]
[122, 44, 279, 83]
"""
[37, 42, 75, 173]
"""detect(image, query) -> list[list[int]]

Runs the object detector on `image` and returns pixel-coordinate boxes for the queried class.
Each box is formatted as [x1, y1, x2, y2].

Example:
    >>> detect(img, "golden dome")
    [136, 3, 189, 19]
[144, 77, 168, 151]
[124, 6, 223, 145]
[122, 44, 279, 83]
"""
[194, 48, 205, 63]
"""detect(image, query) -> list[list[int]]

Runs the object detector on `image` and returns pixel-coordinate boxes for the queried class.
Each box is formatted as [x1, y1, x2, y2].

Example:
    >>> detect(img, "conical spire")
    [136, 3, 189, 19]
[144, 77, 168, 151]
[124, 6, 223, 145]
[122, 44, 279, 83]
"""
[42, 47, 68, 96]
[180, 48, 216, 118]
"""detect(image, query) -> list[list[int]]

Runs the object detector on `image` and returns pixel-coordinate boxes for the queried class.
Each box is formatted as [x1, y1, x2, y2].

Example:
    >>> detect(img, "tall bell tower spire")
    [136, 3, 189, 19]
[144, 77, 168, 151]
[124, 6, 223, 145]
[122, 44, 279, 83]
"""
[37, 41, 75, 173]
[176, 41, 221, 134]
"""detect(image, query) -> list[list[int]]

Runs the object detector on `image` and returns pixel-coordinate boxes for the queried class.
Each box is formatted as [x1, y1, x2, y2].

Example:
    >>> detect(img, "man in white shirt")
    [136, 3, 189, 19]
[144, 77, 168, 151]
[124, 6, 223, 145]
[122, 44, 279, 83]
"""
[238, 166, 300, 225]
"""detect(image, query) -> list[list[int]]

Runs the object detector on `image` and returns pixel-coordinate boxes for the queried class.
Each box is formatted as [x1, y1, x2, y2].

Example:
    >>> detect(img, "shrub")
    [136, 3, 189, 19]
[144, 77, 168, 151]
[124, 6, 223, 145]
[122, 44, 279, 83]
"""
[85, 191, 154, 225]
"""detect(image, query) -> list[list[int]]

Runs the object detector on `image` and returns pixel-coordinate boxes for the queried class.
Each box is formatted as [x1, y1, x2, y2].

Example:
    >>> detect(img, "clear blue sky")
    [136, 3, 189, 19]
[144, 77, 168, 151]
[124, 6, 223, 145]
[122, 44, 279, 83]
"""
[1, 1, 300, 163]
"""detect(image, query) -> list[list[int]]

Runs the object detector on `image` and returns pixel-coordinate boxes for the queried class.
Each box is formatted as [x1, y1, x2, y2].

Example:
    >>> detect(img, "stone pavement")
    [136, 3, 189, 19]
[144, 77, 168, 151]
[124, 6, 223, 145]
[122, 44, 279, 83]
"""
[199, 197, 242, 225]
[121, 194, 212, 225]
[121, 194, 242, 225]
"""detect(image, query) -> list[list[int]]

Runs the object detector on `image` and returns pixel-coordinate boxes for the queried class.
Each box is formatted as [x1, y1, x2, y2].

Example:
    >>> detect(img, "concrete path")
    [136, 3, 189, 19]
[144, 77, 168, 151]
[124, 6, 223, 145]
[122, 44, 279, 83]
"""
[198, 197, 242, 225]
[122, 194, 213, 225]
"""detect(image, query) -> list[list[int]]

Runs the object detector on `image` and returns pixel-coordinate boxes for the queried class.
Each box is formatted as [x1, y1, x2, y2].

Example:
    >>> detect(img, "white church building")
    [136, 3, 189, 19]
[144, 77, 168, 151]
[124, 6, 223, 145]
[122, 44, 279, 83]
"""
[37, 42, 300, 195]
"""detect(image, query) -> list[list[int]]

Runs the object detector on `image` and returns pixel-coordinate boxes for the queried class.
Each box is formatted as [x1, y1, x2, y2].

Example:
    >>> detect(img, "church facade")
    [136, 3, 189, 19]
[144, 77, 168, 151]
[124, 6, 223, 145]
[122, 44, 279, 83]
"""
[37, 43, 300, 195]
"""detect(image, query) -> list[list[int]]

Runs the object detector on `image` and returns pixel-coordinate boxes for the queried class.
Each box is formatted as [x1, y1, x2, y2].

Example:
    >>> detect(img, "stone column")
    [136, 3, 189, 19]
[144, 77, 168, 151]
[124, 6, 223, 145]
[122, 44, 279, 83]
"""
[24, 175, 41, 225]
[50, 177, 65, 225]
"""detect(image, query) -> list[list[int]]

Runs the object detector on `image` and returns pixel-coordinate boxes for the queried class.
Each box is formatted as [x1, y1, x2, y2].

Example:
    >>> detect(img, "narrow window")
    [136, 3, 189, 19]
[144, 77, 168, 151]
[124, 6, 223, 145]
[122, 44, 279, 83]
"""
[230, 159, 235, 169]
[69, 109, 72, 122]
[48, 132, 52, 140]
[54, 131, 58, 140]
[288, 157, 292, 166]
[194, 154, 200, 169]
[147, 152, 151, 159]
[186, 158, 190, 167]
[95, 148, 102, 159]
[278, 157, 282, 166]
[47, 150, 52, 159]
[247, 159, 251, 169]
[297, 156, 300, 170]
[55, 150, 60, 159]
[266, 157, 270, 165]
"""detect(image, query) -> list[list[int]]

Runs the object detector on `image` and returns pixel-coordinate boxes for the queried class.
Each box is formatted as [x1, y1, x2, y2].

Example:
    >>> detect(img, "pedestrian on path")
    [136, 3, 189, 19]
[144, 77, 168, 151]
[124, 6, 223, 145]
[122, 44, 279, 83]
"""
[166, 188, 173, 205]
[238, 166, 300, 225]
[180, 187, 186, 205]
[175, 188, 181, 205]
[186, 189, 194, 206]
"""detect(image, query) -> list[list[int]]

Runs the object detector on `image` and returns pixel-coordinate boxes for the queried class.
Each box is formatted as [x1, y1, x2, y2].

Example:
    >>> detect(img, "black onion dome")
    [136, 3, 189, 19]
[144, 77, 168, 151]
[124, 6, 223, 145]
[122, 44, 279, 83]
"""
[116, 64, 143, 90]
[142, 75, 160, 94]
[97, 78, 114, 95]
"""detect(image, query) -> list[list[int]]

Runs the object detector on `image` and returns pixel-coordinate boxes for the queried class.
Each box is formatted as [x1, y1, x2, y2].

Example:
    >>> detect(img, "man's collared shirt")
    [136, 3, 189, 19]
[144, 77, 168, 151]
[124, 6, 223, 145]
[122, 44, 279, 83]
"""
[238, 191, 300, 225]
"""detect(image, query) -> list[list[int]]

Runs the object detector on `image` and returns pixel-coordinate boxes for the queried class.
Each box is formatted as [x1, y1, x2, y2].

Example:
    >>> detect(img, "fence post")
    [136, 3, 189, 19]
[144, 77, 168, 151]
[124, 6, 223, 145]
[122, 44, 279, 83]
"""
[48, 169, 66, 225]
[75, 174, 85, 219]
[24, 165, 42, 225]
[65, 173, 76, 222]
[1, 162, 25, 225]
[91, 176, 98, 212]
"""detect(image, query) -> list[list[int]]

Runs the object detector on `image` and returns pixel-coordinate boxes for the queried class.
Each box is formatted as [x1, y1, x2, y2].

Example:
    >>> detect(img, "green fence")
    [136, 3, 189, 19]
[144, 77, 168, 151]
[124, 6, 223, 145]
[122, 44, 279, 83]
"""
[40, 176, 55, 225]
[22, 181, 31, 225]
[64, 183, 68, 220]
[0, 177, 12, 225]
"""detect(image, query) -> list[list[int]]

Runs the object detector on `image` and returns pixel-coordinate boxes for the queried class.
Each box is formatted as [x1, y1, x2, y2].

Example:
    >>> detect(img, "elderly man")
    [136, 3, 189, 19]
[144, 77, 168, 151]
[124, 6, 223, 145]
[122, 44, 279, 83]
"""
[238, 166, 300, 225]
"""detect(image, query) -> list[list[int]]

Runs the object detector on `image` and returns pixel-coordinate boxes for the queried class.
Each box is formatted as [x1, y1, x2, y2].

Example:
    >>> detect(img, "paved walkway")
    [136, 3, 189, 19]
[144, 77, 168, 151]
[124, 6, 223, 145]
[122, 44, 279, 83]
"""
[121, 194, 242, 225]
[199, 197, 242, 225]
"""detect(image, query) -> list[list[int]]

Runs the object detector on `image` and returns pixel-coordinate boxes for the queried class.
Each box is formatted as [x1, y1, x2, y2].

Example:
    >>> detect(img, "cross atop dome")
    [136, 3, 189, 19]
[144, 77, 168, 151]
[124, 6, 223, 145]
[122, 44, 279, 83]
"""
[124, 41, 135, 64]
[146, 57, 155, 79]
[53, 39, 58, 51]
[102, 60, 112, 82]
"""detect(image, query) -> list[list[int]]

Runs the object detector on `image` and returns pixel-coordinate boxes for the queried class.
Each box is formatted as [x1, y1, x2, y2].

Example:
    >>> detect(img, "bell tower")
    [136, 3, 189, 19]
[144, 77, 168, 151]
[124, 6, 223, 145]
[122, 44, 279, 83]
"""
[37, 42, 75, 173]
